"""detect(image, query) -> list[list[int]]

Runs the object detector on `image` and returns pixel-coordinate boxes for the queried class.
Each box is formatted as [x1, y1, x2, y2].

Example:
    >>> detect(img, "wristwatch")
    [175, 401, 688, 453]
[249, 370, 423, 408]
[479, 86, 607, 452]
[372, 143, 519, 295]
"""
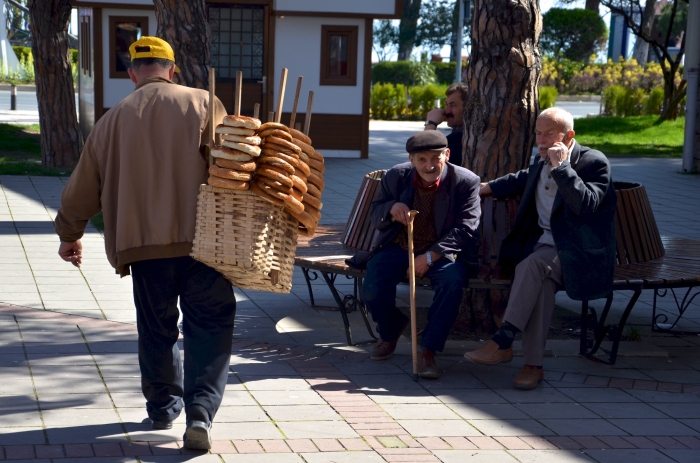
[424, 120, 439, 127]
[426, 252, 434, 267]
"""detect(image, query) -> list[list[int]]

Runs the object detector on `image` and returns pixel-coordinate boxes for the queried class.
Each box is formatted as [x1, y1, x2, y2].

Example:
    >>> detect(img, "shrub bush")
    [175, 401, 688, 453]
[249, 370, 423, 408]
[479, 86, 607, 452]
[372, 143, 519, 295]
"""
[431, 62, 457, 85]
[539, 86, 558, 110]
[371, 83, 448, 120]
[12, 46, 32, 63]
[372, 60, 436, 86]
[602, 85, 665, 117]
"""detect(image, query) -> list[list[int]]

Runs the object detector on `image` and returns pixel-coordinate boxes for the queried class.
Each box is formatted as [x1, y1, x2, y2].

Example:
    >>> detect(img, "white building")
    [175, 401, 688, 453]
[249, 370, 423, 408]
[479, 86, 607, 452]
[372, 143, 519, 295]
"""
[72, 0, 402, 158]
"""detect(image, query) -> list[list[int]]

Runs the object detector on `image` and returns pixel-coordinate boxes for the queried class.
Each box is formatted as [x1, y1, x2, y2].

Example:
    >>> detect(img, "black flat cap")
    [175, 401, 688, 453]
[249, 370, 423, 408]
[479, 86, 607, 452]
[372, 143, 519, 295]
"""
[406, 131, 448, 154]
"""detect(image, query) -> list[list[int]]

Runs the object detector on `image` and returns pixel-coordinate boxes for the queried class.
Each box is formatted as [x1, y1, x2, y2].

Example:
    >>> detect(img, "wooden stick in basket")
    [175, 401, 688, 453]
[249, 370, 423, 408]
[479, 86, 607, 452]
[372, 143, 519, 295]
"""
[235, 70, 242, 117]
[275, 68, 288, 123]
[303, 91, 314, 136]
[253, 103, 260, 119]
[268, 111, 275, 123]
[289, 76, 303, 129]
[208, 67, 216, 168]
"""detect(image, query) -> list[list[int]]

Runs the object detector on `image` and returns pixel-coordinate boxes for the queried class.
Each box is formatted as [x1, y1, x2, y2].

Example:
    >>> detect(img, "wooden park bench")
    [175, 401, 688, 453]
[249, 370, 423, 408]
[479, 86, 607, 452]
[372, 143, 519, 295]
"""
[295, 172, 700, 364]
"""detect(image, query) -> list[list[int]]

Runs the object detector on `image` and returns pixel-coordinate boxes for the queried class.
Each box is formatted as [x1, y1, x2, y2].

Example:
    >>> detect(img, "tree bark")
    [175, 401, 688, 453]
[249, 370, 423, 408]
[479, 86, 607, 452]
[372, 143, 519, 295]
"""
[585, 0, 600, 12]
[457, 0, 542, 333]
[632, 0, 656, 66]
[397, 0, 422, 60]
[28, 0, 83, 169]
[153, 0, 211, 89]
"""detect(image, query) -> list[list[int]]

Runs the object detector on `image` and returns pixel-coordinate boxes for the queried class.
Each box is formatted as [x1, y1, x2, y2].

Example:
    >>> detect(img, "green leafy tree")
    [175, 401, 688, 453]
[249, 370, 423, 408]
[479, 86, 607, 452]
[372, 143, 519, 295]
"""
[415, 0, 454, 54]
[540, 8, 608, 62]
[373, 20, 398, 62]
[600, 0, 688, 120]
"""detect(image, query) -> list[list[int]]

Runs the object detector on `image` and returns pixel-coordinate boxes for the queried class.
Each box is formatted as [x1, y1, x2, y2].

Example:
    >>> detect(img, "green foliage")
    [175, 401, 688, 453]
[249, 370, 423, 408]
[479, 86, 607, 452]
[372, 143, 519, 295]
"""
[12, 46, 32, 63]
[539, 86, 558, 110]
[657, 1, 688, 44]
[371, 82, 447, 120]
[416, 0, 454, 53]
[602, 85, 665, 117]
[373, 20, 398, 62]
[541, 8, 607, 62]
[431, 61, 457, 85]
[575, 115, 684, 157]
[70, 49, 79, 65]
[372, 57, 436, 87]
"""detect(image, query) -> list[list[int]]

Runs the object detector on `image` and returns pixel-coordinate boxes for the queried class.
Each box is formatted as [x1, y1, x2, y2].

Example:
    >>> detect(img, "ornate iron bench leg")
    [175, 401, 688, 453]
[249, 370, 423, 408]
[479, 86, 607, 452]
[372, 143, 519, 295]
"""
[320, 271, 376, 346]
[301, 267, 318, 307]
[652, 286, 700, 334]
[355, 277, 377, 341]
[581, 290, 641, 365]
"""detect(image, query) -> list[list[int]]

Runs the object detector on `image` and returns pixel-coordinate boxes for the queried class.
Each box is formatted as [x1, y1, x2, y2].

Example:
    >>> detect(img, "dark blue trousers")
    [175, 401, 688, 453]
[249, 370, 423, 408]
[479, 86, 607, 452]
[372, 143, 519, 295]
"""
[361, 244, 467, 352]
[131, 256, 236, 425]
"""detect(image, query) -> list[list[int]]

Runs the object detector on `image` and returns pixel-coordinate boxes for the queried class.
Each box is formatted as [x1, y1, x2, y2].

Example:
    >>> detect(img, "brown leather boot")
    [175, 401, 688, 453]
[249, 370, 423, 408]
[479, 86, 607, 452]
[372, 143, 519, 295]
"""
[418, 349, 440, 379]
[464, 340, 513, 365]
[370, 320, 408, 360]
[513, 365, 544, 390]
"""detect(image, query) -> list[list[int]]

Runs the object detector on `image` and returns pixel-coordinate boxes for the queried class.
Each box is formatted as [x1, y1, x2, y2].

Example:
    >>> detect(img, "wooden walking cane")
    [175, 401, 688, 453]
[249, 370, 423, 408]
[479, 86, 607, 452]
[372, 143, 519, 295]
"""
[406, 210, 420, 381]
[207, 68, 216, 168]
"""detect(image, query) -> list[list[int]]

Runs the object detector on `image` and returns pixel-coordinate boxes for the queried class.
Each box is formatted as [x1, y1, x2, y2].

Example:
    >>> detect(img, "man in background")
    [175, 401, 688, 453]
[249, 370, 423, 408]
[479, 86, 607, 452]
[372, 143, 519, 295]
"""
[424, 82, 467, 167]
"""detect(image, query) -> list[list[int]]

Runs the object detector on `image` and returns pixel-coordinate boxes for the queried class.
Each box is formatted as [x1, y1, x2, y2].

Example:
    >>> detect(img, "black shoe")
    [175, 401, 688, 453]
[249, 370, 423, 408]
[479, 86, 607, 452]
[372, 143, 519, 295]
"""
[183, 420, 212, 450]
[150, 419, 173, 430]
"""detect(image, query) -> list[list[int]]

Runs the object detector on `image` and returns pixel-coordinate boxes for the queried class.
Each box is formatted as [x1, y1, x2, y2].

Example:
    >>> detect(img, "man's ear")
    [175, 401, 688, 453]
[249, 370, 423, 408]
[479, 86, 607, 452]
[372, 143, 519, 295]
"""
[444, 148, 450, 160]
[408, 154, 416, 166]
[127, 67, 138, 84]
[566, 129, 576, 142]
[168, 64, 175, 80]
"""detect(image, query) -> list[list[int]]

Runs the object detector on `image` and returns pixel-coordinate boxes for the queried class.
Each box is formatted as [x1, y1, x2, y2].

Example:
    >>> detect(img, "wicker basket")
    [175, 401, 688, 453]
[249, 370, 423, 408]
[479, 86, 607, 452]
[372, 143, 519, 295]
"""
[191, 185, 298, 293]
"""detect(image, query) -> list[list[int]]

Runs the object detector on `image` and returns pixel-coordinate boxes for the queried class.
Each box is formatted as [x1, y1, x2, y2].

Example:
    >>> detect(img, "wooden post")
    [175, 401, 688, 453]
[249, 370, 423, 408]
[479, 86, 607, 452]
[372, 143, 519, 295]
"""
[407, 210, 420, 381]
[303, 91, 314, 136]
[289, 76, 303, 129]
[253, 103, 260, 119]
[208, 68, 216, 168]
[268, 111, 275, 123]
[235, 70, 242, 117]
[275, 68, 288, 123]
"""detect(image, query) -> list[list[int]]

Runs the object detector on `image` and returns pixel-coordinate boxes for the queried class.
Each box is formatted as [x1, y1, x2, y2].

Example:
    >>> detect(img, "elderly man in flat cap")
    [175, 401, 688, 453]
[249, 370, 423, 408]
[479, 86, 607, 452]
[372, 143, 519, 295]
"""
[353, 131, 481, 378]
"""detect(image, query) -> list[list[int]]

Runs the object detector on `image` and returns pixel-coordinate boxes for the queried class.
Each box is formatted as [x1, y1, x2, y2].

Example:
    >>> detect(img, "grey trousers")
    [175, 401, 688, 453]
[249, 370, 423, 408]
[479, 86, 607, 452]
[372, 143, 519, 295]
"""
[502, 243, 563, 366]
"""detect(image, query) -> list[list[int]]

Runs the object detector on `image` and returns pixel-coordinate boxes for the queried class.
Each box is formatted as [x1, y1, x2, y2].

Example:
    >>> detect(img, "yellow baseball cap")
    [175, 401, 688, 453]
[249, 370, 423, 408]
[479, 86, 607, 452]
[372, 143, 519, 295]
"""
[129, 36, 181, 72]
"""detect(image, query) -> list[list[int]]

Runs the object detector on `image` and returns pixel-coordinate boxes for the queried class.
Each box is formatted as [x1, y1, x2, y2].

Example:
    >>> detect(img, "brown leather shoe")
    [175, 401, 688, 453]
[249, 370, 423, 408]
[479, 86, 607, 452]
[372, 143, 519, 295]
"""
[463, 340, 513, 365]
[513, 365, 544, 390]
[371, 320, 408, 360]
[418, 349, 440, 379]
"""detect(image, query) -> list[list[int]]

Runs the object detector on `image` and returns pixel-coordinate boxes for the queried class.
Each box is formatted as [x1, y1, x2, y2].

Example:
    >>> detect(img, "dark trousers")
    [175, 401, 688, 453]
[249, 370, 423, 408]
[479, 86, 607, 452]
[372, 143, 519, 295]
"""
[361, 244, 467, 352]
[131, 256, 236, 424]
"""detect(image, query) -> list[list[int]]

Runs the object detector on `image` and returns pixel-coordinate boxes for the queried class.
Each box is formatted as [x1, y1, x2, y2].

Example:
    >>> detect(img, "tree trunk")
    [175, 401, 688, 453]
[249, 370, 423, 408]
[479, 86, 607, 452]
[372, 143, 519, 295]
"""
[457, 0, 542, 333]
[449, 0, 460, 62]
[632, 0, 656, 66]
[28, 0, 83, 169]
[585, 0, 600, 13]
[153, 0, 211, 89]
[397, 0, 422, 60]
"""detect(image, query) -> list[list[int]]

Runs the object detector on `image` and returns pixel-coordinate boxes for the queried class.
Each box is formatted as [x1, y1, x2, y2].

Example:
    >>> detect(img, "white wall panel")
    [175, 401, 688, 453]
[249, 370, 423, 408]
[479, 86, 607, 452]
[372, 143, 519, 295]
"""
[274, 16, 365, 115]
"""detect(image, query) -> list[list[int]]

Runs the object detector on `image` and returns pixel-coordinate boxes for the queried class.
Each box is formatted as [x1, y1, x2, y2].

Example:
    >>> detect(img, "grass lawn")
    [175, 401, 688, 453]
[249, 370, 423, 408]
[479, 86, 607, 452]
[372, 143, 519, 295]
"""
[0, 123, 68, 175]
[575, 115, 685, 157]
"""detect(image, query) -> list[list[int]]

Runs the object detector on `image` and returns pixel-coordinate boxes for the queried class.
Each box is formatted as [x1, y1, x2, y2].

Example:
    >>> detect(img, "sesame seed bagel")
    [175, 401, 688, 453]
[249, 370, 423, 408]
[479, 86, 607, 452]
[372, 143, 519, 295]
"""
[214, 157, 256, 172]
[209, 165, 253, 182]
[251, 182, 286, 206]
[223, 115, 261, 129]
[289, 128, 311, 145]
[259, 122, 289, 132]
[216, 125, 256, 136]
[257, 128, 293, 142]
[207, 176, 250, 190]
[302, 192, 322, 211]
[267, 136, 302, 155]
[211, 146, 254, 162]
[221, 134, 262, 146]
[255, 165, 294, 189]
[221, 140, 261, 157]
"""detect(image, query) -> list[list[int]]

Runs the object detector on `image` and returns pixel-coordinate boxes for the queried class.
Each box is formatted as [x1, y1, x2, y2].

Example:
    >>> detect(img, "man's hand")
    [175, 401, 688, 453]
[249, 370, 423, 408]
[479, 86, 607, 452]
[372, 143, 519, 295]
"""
[424, 108, 446, 129]
[408, 253, 430, 279]
[390, 202, 411, 226]
[58, 240, 83, 268]
[546, 141, 569, 167]
[479, 182, 492, 197]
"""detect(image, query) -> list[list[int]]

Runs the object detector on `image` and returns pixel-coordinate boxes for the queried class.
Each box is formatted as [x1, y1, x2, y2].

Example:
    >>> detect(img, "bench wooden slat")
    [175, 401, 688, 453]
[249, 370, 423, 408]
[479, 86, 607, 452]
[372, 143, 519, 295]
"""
[343, 177, 370, 246]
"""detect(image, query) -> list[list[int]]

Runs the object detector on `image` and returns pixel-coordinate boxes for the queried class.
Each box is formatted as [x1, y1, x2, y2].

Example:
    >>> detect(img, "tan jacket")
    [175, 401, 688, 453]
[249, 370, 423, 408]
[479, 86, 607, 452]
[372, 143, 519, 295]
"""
[55, 76, 227, 275]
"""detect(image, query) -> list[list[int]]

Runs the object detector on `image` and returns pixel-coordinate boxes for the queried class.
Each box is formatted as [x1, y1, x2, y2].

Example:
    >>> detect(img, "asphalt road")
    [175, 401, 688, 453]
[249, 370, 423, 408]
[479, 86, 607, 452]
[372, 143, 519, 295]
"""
[0, 90, 601, 118]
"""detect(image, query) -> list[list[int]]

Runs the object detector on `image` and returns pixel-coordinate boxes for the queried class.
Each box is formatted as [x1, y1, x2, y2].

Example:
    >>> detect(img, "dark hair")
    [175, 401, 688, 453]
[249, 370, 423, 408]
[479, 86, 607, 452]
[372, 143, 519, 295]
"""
[445, 82, 468, 104]
[131, 58, 174, 71]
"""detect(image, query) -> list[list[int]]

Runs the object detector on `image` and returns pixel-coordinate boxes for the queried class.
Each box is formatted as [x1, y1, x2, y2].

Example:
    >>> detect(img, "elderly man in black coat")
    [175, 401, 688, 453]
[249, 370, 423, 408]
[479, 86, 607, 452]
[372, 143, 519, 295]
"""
[357, 131, 481, 379]
[464, 107, 617, 390]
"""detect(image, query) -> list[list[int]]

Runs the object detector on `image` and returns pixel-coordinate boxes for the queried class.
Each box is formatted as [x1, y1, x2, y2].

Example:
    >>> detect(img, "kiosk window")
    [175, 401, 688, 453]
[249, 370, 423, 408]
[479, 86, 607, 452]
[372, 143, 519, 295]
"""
[109, 16, 148, 78]
[320, 26, 358, 86]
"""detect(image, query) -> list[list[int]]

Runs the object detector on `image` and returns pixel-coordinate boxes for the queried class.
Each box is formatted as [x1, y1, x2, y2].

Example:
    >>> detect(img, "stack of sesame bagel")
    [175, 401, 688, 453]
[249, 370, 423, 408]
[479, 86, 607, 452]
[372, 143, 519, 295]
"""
[289, 128, 324, 236]
[251, 122, 309, 220]
[208, 115, 262, 190]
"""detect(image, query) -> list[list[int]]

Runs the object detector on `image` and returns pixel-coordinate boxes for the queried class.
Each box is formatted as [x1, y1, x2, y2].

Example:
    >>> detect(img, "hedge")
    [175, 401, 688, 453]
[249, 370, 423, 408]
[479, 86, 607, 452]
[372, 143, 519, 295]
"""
[370, 82, 449, 120]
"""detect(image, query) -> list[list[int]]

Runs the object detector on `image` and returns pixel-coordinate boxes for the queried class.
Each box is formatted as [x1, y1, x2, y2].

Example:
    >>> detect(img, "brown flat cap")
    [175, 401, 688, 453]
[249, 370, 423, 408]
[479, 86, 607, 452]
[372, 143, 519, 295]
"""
[406, 131, 448, 154]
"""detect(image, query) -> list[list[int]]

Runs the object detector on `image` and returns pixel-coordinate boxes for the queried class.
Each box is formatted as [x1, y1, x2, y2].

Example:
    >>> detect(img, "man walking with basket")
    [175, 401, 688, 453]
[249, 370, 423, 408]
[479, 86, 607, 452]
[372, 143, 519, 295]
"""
[54, 37, 231, 450]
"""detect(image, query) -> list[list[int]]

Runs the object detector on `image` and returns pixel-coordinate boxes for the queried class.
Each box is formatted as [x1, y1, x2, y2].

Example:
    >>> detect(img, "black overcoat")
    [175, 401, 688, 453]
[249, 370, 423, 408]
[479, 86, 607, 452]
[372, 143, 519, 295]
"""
[489, 142, 617, 301]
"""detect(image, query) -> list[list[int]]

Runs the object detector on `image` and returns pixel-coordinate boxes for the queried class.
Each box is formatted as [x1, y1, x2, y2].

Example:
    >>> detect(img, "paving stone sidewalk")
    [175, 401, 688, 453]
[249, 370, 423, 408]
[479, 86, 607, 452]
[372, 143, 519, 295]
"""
[1, 121, 700, 462]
